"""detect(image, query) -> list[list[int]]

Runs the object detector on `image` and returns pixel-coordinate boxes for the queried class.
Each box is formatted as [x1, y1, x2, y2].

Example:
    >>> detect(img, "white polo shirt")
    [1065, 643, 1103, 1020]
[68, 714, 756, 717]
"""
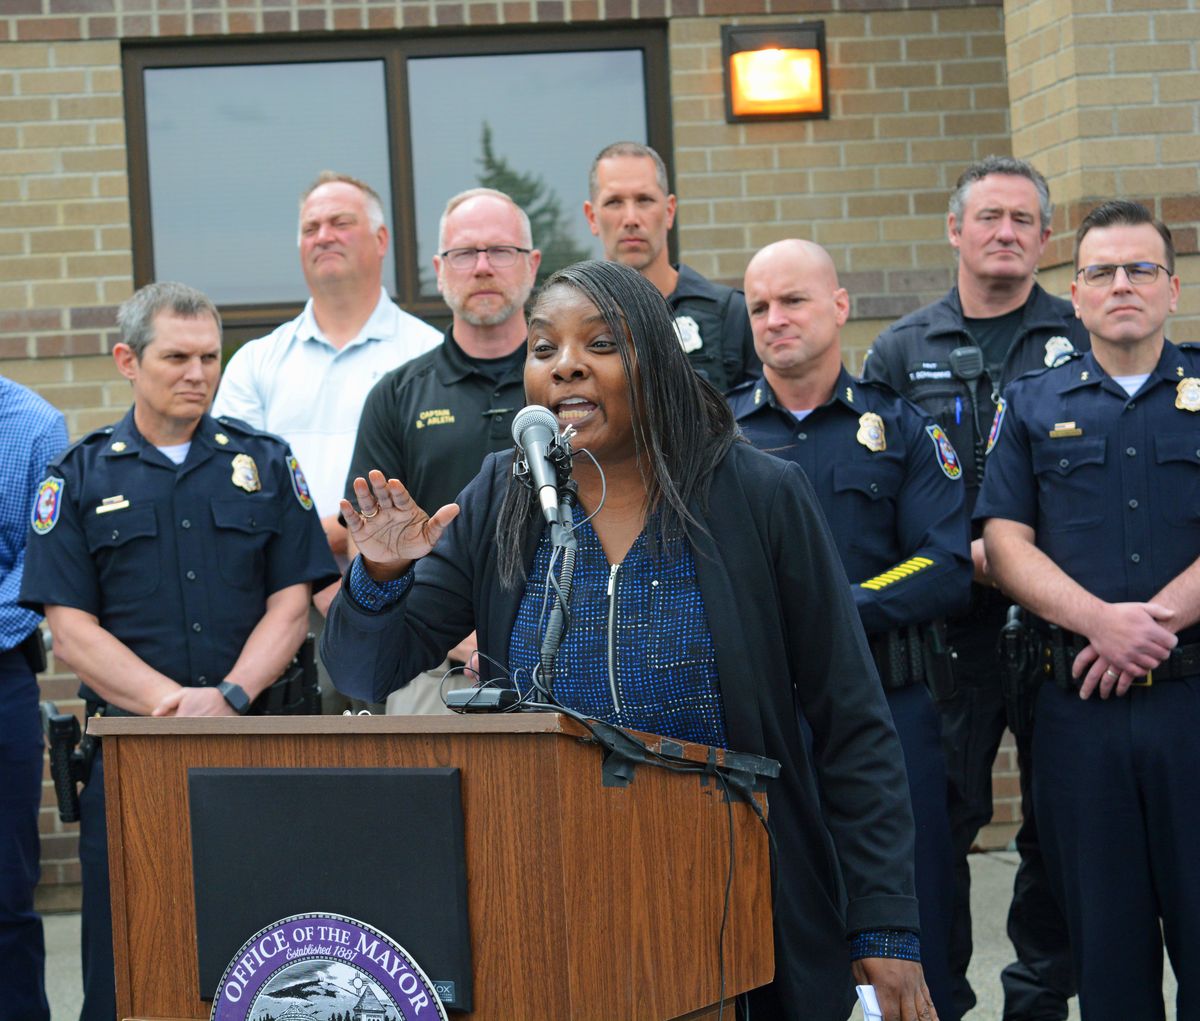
[213, 289, 441, 519]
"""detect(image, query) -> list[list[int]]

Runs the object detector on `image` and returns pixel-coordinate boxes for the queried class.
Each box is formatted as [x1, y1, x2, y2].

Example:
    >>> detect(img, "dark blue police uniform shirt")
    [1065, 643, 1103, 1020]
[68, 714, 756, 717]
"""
[729, 368, 972, 635]
[976, 342, 1200, 634]
[19, 408, 338, 706]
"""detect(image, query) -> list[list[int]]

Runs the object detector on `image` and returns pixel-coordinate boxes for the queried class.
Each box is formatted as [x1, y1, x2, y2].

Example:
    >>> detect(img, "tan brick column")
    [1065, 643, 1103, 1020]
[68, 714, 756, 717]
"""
[1004, 0, 1200, 325]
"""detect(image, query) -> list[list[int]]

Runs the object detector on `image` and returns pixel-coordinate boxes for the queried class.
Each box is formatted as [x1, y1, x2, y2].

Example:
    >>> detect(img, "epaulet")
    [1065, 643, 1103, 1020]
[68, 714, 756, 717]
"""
[1011, 354, 1081, 387]
[726, 378, 756, 396]
[49, 424, 114, 467]
[215, 415, 289, 448]
[1178, 342, 1199, 352]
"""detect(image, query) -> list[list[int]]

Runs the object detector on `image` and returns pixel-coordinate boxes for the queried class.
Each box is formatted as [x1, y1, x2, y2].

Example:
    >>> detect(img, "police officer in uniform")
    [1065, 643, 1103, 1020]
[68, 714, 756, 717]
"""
[733, 240, 971, 1021]
[584, 141, 759, 391]
[863, 156, 1087, 1019]
[979, 200, 1200, 1019]
[19, 282, 337, 1021]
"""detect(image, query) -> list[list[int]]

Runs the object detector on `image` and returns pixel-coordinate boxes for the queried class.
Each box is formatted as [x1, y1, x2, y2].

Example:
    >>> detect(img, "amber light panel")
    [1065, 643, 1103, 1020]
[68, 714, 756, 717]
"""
[729, 47, 823, 117]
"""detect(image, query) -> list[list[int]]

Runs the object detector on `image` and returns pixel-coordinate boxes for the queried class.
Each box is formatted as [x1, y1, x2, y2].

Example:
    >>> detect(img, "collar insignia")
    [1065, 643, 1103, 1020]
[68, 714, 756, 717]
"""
[110, 441, 127, 452]
[214, 432, 229, 446]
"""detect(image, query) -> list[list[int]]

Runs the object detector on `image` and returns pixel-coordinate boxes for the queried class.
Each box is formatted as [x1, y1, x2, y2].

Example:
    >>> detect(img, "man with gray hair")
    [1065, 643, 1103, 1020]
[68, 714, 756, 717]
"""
[584, 142, 758, 392]
[342, 187, 540, 713]
[863, 156, 1088, 1020]
[214, 171, 440, 598]
[20, 282, 337, 1021]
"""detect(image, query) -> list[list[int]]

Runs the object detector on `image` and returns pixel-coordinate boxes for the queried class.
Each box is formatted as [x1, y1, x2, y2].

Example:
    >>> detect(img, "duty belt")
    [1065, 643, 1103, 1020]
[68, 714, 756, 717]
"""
[1036, 623, 1200, 688]
[869, 626, 924, 690]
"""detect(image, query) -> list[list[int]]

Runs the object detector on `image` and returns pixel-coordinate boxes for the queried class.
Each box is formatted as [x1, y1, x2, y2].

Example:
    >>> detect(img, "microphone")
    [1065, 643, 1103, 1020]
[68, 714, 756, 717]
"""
[512, 405, 562, 525]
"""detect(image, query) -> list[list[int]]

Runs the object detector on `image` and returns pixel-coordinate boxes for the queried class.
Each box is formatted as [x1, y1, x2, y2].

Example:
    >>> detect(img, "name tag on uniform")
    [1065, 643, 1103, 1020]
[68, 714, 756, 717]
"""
[94, 495, 130, 514]
[1049, 422, 1082, 438]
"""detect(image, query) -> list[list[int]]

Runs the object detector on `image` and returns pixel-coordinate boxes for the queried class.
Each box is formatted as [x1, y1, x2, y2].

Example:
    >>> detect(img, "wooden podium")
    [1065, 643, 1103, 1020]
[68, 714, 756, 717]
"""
[90, 713, 774, 1021]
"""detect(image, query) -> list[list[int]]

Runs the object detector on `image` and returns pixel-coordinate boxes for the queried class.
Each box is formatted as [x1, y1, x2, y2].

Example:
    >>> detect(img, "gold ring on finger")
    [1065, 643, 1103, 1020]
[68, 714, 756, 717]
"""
[360, 506, 380, 520]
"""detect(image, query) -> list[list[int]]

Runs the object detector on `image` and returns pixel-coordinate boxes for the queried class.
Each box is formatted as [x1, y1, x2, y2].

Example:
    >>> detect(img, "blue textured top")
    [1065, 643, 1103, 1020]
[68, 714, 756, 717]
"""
[508, 507, 727, 747]
[0, 376, 67, 653]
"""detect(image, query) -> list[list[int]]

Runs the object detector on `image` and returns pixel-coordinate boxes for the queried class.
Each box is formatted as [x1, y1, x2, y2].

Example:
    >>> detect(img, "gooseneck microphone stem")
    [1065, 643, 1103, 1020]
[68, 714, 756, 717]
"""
[537, 481, 579, 701]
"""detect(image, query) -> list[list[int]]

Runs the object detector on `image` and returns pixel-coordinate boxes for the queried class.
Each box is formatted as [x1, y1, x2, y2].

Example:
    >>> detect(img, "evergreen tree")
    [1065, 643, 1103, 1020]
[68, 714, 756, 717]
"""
[475, 122, 590, 285]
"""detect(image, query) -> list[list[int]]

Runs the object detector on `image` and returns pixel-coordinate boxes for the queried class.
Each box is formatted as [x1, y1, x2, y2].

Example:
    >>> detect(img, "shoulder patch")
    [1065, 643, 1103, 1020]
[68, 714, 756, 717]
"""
[31, 475, 65, 534]
[287, 454, 314, 511]
[925, 424, 962, 480]
[985, 397, 1006, 454]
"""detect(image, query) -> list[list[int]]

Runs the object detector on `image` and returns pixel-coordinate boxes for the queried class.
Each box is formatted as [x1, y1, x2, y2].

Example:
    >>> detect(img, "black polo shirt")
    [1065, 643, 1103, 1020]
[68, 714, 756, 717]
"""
[344, 328, 526, 513]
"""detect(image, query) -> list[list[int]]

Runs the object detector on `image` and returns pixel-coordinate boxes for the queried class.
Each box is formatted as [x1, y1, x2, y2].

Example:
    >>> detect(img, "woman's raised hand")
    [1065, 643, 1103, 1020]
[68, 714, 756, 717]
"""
[341, 470, 459, 580]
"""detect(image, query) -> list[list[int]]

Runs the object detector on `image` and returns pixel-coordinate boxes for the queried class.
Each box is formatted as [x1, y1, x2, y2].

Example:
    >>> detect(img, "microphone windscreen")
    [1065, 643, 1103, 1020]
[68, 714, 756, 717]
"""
[511, 405, 559, 448]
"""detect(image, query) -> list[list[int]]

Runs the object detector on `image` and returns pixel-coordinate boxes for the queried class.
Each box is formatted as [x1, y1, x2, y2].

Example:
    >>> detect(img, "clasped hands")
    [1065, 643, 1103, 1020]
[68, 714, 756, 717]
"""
[1071, 601, 1176, 699]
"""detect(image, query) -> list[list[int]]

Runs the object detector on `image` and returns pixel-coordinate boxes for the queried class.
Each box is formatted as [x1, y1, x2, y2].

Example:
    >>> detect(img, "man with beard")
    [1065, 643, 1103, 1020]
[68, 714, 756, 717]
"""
[343, 188, 540, 713]
[584, 142, 759, 392]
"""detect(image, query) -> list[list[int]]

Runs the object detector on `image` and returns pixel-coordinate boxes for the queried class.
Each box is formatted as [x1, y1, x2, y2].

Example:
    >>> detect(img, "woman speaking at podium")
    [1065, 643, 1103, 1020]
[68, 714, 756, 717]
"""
[323, 260, 936, 1021]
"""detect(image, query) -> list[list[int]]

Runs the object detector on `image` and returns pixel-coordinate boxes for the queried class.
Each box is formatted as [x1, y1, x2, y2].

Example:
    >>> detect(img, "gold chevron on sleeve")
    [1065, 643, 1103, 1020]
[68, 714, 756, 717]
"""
[860, 556, 934, 591]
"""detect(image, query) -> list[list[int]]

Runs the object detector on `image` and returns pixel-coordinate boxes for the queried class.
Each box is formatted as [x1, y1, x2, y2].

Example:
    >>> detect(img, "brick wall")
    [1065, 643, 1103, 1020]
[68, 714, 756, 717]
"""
[1005, 0, 1200, 274]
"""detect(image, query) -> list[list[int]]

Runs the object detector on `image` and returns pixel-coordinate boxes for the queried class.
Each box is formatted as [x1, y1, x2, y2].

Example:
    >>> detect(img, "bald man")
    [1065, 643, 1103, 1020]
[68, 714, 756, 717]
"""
[730, 239, 971, 1021]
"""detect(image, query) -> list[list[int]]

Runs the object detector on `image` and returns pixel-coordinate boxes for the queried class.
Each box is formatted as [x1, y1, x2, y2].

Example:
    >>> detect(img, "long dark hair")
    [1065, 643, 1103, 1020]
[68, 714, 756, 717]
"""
[497, 260, 738, 587]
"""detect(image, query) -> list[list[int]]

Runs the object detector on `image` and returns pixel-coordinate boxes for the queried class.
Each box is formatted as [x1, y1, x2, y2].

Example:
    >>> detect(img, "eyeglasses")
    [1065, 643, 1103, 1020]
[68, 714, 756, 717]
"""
[439, 246, 531, 270]
[1075, 262, 1171, 287]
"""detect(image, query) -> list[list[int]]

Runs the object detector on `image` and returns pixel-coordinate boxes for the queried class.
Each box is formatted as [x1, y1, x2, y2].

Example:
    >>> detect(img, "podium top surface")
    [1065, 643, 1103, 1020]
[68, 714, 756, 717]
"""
[87, 711, 781, 778]
[89, 710, 584, 738]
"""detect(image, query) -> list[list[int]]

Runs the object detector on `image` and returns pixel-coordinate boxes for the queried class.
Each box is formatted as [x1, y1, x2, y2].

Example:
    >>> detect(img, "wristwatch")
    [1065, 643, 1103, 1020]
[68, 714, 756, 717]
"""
[217, 681, 251, 715]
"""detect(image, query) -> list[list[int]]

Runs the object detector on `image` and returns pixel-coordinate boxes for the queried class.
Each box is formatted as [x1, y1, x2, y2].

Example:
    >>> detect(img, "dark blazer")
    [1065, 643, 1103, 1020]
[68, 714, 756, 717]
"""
[323, 441, 919, 1019]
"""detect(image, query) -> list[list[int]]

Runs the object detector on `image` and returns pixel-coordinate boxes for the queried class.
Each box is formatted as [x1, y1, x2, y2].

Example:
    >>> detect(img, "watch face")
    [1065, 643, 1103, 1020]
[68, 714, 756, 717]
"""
[219, 683, 250, 714]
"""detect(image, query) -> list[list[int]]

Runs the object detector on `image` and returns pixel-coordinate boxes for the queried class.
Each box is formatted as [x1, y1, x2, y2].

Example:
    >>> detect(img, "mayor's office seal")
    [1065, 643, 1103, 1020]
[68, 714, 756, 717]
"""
[210, 912, 448, 1021]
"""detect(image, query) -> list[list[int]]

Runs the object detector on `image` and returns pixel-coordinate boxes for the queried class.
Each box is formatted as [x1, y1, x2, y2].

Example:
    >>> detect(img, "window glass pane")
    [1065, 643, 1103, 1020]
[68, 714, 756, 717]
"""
[144, 61, 394, 305]
[407, 50, 648, 293]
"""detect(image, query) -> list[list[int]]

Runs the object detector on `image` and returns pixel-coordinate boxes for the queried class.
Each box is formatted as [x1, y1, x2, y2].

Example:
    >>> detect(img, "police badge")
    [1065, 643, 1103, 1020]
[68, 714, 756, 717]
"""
[673, 315, 703, 353]
[1176, 378, 1200, 412]
[1043, 336, 1075, 368]
[231, 453, 261, 493]
[856, 412, 886, 452]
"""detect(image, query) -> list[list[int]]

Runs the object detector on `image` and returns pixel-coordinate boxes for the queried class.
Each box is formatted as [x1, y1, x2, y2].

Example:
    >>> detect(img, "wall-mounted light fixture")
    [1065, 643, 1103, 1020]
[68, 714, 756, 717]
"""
[721, 22, 829, 123]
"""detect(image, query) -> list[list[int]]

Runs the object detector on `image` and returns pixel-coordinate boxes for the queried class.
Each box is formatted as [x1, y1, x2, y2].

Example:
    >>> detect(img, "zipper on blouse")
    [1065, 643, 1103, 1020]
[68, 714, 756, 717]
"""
[606, 562, 621, 718]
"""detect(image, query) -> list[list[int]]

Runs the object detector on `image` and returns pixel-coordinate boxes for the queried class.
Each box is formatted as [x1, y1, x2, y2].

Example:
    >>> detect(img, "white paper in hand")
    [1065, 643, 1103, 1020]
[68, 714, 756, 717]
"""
[856, 984, 883, 1021]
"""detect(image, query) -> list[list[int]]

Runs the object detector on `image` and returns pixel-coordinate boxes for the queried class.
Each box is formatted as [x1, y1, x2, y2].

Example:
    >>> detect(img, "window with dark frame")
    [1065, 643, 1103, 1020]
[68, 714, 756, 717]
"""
[121, 28, 671, 352]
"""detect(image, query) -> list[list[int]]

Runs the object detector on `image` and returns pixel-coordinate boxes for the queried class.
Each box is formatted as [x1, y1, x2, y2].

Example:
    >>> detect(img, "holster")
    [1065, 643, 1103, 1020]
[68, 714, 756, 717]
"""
[40, 701, 97, 823]
[18, 628, 47, 674]
[248, 634, 319, 716]
[920, 618, 957, 702]
[870, 620, 957, 701]
[998, 605, 1041, 738]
